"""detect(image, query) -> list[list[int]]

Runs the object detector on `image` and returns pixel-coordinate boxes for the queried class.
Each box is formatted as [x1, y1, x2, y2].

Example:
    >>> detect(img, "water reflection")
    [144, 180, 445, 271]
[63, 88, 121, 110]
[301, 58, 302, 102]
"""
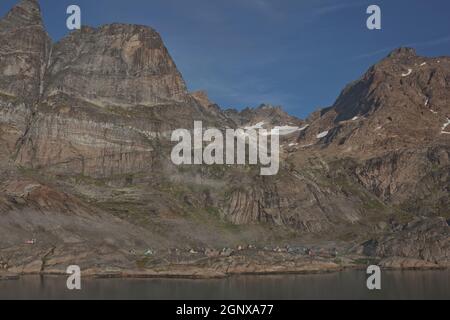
[0, 270, 449, 300]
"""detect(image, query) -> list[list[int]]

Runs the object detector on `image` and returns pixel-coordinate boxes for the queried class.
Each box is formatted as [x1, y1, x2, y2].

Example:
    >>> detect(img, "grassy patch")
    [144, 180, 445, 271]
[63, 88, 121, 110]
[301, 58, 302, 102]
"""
[353, 257, 380, 266]
[0, 91, 17, 103]
[135, 257, 150, 269]
[363, 198, 385, 211]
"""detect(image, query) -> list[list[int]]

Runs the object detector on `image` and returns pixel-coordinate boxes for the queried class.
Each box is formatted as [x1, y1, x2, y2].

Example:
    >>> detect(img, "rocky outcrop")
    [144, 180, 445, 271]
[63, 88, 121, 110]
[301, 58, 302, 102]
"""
[350, 146, 449, 220]
[45, 24, 188, 107]
[0, 0, 51, 103]
[1, 0, 188, 108]
[299, 47, 450, 154]
[225, 104, 304, 128]
[219, 169, 372, 233]
[360, 217, 450, 266]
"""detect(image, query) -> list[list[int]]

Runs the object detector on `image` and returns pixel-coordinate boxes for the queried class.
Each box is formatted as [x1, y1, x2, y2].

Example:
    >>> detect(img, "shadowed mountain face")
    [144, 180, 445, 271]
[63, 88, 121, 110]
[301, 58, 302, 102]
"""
[0, 0, 449, 273]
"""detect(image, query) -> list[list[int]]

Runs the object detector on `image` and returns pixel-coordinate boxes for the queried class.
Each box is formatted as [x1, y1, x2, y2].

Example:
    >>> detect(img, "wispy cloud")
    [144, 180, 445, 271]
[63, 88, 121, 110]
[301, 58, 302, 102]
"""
[408, 35, 450, 48]
[354, 35, 450, 60]
[296, 0, 367, 26]
[240, 0, 364, 23]
[311, 1, 365, 17]
[353, 46, 395, 60]
[239, 0, 285, 20]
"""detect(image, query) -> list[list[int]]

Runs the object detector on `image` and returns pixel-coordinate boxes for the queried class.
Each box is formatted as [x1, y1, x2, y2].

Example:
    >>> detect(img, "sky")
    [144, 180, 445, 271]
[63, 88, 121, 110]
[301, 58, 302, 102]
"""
[1, 0, 450, 118]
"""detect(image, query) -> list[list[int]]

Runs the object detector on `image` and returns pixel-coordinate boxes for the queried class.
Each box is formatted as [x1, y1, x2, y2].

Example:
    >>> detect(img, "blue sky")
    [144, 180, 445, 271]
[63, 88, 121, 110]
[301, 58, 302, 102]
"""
[1, 0, 450, 118]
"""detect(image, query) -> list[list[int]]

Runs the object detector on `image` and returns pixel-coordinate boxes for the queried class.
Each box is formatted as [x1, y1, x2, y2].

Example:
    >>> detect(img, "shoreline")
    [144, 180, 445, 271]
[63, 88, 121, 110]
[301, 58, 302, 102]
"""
[2, 262, 447, 281]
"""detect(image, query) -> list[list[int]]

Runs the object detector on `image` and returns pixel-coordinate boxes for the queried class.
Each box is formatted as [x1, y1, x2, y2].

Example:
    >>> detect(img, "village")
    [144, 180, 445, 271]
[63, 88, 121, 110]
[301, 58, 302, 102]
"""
[137, 244, 340, 260]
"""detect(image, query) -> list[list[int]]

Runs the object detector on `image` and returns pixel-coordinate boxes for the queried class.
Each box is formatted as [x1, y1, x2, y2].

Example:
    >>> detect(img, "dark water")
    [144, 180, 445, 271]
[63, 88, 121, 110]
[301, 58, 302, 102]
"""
[0, 270, 449, 300]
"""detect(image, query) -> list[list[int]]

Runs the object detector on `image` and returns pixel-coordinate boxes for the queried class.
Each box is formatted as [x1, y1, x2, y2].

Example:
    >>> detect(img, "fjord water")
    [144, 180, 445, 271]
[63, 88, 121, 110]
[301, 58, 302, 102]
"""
[1, 270, 449, 300]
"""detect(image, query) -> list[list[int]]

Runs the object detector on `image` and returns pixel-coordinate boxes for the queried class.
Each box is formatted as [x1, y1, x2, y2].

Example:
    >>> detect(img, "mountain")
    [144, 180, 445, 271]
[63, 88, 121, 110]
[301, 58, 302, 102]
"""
[0, 0, 448, 276]
[45, 24, 188, 108]
[0, 0, 51, 103]
[292, 47, 450, 215]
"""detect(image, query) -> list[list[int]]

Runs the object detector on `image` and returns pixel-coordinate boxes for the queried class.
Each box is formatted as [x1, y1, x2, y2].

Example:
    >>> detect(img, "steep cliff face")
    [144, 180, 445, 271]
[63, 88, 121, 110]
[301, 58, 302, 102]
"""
[0, 0, 51, 103]
[358, 217, 450, 266]
[45, 24, 188, 108]
[0, 1, 225, 177]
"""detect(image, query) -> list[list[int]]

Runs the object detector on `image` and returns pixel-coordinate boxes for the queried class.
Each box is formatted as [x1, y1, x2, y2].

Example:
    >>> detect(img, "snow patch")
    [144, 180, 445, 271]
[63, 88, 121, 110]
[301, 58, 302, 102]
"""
[261, 124, 310, 136]
[430, 109, 438, 114]
[441, 118, 450, 134]
[351, 116, 359, 121]
[420, 62, 427, 67]
[316, 131, 329, 139]
[401, 69, 412, 77]
[275, 126, 303, 135]
[298, 124, 310, 131]
[244, 122, 265, 130]
[242, 123, 310, 136]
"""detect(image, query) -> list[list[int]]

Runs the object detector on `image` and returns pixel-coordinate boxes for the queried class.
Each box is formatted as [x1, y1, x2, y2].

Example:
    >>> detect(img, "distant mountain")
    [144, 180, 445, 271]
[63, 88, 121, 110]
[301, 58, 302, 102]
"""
[294, 47, 450, 215]
[0, 0, 448, 276]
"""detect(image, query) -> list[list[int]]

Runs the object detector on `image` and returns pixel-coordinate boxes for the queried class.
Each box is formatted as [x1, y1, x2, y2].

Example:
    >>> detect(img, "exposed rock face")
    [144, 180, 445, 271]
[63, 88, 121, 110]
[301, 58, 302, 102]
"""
[361, 217, 450, 266]
[0, 0, 51, 103]
[225, 104, 304, 128]
[354, 147, 449, 214]
[0, 2, 223, 177]
[0, 0, 449, 272]
[300, 47, 450, 153]
[291, 47, 450, 217]
[218, 168, 373, 232]
[45, 24, 188, 107]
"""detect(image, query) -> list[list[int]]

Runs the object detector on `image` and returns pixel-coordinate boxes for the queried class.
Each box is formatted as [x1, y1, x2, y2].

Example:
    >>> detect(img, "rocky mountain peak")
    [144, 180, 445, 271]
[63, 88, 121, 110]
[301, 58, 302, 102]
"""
[387, 47, 417, 59]
[191, 91, 214, 108]
[330, 47, 450, 121]
[0, 0, 50, 102]
[44, 22, 188, 107]
[0, 0, 188, 107]
[301, 47, 450, 162]
[224, 103, 303, 129]
[1, 0, 44, 28]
